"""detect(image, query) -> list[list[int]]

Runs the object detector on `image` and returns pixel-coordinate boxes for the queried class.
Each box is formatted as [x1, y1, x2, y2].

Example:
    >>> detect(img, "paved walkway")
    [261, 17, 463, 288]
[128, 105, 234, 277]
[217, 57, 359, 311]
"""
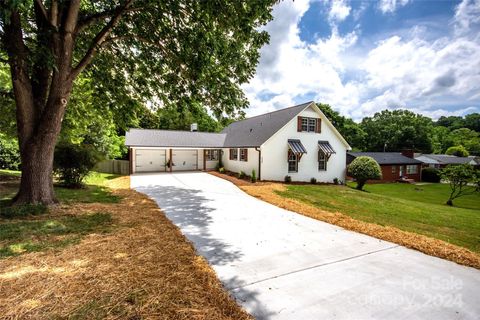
[131, 172, 480, 320]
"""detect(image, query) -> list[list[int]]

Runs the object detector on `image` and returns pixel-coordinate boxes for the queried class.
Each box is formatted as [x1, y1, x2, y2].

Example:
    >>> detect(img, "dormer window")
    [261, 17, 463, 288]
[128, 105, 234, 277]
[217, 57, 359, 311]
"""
[298, 116, 321, 133]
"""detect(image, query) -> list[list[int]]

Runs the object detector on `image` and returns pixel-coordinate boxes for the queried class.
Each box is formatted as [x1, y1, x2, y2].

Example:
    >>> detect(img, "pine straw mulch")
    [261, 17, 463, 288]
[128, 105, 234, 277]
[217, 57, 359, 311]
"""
[0, 176, 252, 320]
[209, 172, 480, 270]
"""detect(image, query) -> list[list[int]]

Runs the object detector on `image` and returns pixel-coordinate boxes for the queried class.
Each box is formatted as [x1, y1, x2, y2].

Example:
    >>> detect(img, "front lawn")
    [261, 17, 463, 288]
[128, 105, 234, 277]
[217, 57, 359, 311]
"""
[0, 170, 120, 205]
[276, 184, 480, 253]
[0, 170, 251, 319]
[348, 181, 480, 210]
[0, 212, 112, 258]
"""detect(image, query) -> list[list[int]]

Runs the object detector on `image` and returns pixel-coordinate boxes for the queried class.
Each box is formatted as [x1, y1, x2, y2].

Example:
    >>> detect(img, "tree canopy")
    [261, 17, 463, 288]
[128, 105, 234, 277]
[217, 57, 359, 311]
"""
[0, 0, 277, 205]
[360, 109, 434, 153]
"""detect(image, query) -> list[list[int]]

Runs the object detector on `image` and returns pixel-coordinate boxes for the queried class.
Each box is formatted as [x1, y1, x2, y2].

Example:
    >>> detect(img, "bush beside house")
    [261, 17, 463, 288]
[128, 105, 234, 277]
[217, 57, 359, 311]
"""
[421, 167, 441, 183]
[348, 156, 382, 190]
[54, 144, 101, 188]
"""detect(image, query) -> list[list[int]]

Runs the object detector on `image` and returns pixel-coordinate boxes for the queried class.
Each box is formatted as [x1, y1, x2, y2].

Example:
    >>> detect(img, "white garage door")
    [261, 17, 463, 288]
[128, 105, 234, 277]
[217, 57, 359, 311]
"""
[135, 149, 166, 172]
[172, 150, 198, 171]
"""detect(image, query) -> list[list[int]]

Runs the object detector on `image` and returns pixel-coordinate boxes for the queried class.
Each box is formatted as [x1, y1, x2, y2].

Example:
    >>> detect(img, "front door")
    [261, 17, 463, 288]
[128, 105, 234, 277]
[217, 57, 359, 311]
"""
[399, 165, 404, 177]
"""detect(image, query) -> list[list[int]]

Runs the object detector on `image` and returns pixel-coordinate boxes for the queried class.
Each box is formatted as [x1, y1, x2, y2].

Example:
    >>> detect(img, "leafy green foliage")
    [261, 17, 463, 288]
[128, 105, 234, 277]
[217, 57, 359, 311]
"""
[316, 103, 366, 150]
[54, 144, 101, 188]
[441, 164, 479, 206]
[433, 117, 480, 155]
[0, 133, 20, 170]
[284, 175, 292, 183]
[421, 167, 441, 183]
[251, 169, 257, 183]
[238, 171, 245, 179]
[219, 167, 225, 174]
[446, 145, 469, 157]
[360, 110, 433, 153]
[348, 156, 382, 190]
[310, 177, 317, 184]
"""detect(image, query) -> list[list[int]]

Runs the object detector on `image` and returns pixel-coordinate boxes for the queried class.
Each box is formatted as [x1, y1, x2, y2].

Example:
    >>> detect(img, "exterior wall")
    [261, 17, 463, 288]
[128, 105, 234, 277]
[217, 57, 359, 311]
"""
[379, 164, 421, 182]
[221, 148, 260, 177]
[200, 149, 221, 170]
[260, 106, 348, 182]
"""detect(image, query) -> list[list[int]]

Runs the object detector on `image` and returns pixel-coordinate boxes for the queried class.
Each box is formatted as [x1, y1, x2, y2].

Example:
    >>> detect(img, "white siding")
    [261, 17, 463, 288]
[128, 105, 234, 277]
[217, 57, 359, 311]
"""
[222, 148, 260, 177]
[260, 106, 348, 182]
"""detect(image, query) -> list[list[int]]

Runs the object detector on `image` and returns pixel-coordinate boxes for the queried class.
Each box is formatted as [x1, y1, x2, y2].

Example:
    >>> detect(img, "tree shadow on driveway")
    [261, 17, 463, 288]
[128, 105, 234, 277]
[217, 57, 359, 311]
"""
[135, 184, 275, 319]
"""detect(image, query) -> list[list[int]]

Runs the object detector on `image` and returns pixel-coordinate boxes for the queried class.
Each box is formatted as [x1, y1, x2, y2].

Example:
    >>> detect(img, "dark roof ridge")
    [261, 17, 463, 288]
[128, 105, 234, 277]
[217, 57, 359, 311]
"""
[128, 128, 225, 135]
[230, 101, 314, 124]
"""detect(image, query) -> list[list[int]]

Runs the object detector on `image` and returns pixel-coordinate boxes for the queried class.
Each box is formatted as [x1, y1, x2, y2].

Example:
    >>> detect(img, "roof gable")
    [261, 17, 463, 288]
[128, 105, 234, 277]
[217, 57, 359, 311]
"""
[221, 101, 313, 147]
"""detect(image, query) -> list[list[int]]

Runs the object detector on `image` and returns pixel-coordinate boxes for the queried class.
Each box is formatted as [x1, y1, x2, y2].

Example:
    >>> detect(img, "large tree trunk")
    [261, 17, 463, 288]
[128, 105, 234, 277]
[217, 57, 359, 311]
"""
[14, 140, 57, 205]
[13, 83, 73, 205]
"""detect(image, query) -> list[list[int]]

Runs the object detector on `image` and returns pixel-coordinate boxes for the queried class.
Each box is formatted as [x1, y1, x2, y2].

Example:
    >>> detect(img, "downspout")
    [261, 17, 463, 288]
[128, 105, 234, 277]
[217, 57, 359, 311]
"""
[255, 147, 261, 180]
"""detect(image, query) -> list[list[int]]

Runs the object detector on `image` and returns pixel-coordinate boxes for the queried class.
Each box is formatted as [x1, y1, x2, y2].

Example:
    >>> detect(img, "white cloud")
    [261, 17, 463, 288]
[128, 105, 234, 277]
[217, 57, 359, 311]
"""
[453, 0, 480, 35]
[328, 0, 351, 22]
[378, 0, 410, 14]
[245, 0, 480, 121]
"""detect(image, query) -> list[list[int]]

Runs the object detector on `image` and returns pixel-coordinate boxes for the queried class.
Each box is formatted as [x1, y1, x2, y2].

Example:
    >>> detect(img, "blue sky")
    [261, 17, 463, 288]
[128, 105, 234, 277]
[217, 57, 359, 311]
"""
[243, 0, 480, 121]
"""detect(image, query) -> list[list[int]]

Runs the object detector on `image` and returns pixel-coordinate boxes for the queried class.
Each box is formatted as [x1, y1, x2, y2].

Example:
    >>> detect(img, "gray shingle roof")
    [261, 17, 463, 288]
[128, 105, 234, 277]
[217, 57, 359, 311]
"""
[126, 101, 315, 148]
[417, 154, 477, 165]
[348, 152, 423, 165]
[125, 128, 226, 148]
[221, 101, 314, 147]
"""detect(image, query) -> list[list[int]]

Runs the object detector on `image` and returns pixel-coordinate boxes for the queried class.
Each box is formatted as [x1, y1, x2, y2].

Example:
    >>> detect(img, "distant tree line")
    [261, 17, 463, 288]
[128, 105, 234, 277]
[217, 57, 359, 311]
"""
[316, 103, 480, 156]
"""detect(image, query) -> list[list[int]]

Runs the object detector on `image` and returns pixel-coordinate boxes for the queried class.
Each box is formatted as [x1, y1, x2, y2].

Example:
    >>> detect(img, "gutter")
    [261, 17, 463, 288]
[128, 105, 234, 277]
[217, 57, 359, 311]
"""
[255, 147, 261, 180]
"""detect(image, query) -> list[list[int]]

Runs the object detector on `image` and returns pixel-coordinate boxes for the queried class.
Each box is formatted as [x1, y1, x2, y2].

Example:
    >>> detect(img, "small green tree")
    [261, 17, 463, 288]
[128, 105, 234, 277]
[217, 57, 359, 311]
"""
[445, 145, 469, 157]
[348, 156, 382, 190]
[441, 164, 479, 206]
[251, 169, 257, 183]
[0, 133, 20, 170]
[54, 144, 101, 189]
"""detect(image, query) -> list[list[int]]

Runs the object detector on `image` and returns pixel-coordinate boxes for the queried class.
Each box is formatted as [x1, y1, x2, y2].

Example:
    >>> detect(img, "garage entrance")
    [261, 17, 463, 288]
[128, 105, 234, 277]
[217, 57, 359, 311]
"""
[135, 149, 166, 172]
[172, 149, 198, 171]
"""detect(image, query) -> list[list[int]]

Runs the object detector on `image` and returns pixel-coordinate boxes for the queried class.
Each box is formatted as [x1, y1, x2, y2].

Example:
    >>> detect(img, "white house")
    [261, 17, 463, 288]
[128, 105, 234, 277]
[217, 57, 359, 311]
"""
[125, 101, 351, 182]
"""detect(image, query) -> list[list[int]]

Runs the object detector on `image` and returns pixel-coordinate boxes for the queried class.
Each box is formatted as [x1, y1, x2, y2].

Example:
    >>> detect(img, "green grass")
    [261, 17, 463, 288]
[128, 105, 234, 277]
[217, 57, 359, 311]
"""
[0, 212, 113, 258]
[0, 171, 120, 205]
[0, 169, 21, 177]
[276, 184, 480, 253]
[347, 181, 480, 210]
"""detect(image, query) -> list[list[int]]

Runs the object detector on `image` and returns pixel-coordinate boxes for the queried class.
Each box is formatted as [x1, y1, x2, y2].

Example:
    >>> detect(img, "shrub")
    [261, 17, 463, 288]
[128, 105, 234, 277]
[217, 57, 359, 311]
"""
[219, 167, 225, 173]
[54, 143, 101, 188]
[251, 169, 257, 183]
[333, 178, 339, 185]
[0, 133, 21, 170]
[284, 175, 292, 183]
[348, 156, 382, 190]
[445, 145, 469, 157]
[238, 171, 245, 179]
[421, 167, 441, 183]
[310, 177, 317, 184]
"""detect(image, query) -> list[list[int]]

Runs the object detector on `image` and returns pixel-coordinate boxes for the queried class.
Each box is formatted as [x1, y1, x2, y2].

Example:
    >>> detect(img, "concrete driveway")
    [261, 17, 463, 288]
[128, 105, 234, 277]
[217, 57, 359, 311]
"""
[131, 172, 480, 320]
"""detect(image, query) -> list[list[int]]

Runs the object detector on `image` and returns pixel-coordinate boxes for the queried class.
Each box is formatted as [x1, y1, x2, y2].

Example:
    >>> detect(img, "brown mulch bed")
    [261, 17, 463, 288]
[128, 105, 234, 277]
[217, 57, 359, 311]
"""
[210, 172, 480, 270]
[0, 176, 252, 320]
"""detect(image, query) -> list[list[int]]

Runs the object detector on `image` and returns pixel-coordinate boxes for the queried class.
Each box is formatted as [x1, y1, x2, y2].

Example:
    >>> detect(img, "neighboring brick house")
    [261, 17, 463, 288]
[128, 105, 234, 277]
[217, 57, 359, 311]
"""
[346, 151, 423, 182]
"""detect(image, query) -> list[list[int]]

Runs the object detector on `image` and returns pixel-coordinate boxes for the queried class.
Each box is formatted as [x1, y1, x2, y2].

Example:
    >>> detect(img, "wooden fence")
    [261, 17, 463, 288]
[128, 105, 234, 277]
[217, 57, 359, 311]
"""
[95, 160, 130, 175]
